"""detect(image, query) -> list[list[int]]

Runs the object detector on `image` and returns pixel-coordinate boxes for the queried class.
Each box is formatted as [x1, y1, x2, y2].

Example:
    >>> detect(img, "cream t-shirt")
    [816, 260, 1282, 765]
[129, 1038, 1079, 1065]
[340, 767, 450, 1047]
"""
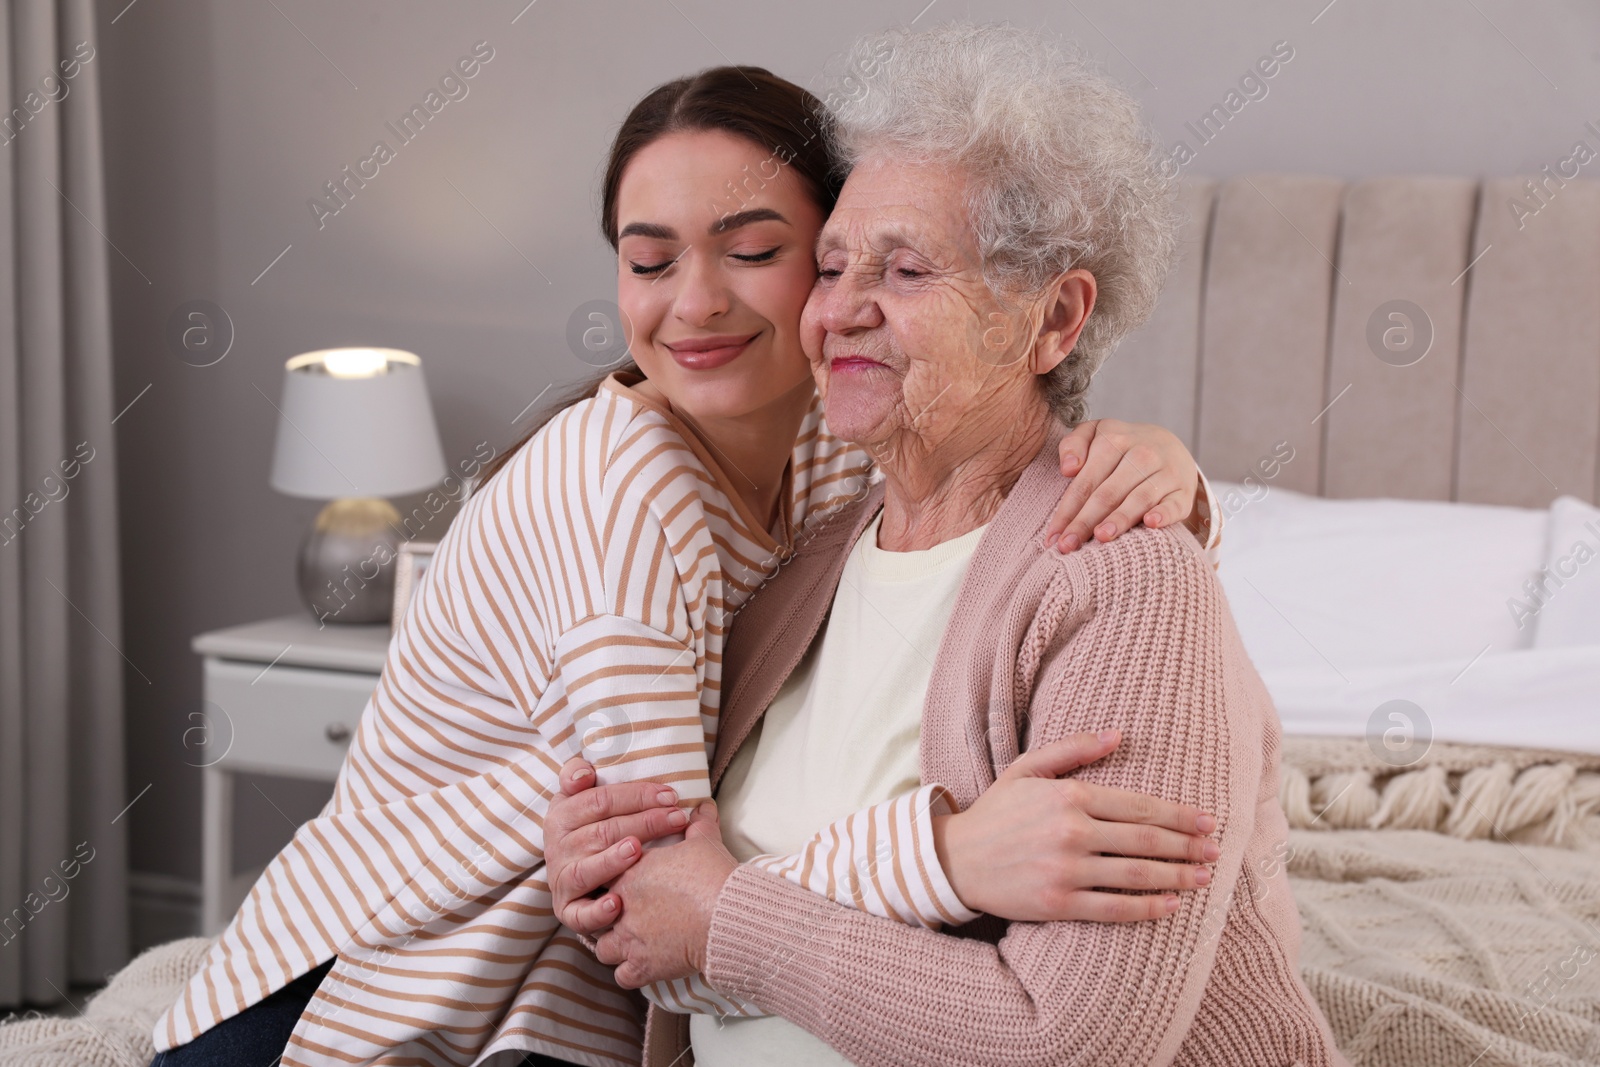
[690, 510, 988, 1067]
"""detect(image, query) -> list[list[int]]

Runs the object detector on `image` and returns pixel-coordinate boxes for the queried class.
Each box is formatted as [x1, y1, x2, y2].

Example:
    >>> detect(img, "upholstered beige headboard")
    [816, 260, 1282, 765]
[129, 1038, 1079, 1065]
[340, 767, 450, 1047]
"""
[1089, 175, 1600, 507]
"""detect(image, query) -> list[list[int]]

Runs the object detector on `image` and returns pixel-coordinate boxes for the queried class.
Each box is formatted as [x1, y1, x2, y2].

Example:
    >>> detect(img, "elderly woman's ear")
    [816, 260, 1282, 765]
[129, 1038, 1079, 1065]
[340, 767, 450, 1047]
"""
[1025, 270, 1210, 553]
[1028, 268, 1098, 376]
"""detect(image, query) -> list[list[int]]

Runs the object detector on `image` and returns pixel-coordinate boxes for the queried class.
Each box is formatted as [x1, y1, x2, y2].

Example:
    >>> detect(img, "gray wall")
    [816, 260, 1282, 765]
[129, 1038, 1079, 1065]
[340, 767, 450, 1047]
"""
[97, 0, 1600, 931]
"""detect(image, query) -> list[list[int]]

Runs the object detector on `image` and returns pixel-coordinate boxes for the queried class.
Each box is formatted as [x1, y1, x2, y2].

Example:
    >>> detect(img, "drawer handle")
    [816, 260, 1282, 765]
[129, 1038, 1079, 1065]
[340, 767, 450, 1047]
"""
[325, 723, 352, 743]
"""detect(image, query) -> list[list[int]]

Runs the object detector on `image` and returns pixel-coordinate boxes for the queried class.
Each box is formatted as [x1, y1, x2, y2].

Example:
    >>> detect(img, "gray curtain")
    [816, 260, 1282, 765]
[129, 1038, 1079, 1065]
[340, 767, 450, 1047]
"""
[0, 0, 128, 1005]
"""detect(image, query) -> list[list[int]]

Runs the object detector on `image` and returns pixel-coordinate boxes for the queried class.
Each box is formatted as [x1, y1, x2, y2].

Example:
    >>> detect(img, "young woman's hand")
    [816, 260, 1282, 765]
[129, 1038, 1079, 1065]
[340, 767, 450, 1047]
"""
[544, 758, 687, 936]
[1043, 419, 1203, 553]
[931, 729, 1220, 922]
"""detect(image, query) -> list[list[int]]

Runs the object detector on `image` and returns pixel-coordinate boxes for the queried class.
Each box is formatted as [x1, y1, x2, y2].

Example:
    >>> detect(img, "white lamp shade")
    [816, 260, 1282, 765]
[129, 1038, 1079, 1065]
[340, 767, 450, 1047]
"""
[269, 348, 448, 499]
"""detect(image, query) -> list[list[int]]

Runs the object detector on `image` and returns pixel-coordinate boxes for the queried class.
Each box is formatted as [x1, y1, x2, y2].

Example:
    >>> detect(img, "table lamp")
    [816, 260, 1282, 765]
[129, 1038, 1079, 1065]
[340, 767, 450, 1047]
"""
[268, 347, 447, 624]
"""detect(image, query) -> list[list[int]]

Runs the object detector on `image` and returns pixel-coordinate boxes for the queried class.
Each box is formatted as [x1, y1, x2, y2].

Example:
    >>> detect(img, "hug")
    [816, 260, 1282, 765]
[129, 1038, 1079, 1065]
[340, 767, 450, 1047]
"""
[150, 22, 1346, 1067]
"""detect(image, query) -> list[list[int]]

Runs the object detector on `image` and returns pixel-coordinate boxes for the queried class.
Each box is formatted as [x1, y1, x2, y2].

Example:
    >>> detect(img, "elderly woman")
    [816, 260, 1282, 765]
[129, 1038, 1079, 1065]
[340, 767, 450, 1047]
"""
[547, 23, 1350, 1067]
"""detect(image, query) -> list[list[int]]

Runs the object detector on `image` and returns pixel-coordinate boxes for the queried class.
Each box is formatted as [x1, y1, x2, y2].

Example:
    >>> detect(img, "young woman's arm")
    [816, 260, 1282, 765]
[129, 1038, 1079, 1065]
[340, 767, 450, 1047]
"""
[731, 729, 1217, 926]
[547, 726, 1217, 935]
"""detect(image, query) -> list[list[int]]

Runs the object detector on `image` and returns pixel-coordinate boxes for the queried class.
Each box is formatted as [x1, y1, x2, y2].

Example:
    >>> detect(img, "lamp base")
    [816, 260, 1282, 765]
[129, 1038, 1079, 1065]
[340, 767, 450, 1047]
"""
[296, 497, 401, 625]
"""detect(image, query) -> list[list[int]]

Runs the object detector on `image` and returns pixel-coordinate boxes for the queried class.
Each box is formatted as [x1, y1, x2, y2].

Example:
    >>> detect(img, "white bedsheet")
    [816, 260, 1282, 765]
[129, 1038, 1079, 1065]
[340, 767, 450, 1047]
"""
[1255, 644, 1600, 756]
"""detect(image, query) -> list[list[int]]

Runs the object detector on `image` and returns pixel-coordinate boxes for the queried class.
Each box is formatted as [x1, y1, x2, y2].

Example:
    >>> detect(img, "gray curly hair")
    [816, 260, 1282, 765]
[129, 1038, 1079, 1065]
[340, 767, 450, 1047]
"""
[823, 23, 1179, 426]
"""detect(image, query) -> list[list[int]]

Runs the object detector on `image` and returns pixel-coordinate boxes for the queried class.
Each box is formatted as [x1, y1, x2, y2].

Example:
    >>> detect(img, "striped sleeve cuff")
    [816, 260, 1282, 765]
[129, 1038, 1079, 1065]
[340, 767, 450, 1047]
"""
[1194, 467, 1223, 568]
[642, 973, 760, 1016]
[749, 784, 980, 929]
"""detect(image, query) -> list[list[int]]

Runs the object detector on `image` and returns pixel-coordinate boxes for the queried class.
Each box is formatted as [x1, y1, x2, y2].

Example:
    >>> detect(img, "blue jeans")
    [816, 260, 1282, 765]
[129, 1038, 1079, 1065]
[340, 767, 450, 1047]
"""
[149, 957, 578, 1065]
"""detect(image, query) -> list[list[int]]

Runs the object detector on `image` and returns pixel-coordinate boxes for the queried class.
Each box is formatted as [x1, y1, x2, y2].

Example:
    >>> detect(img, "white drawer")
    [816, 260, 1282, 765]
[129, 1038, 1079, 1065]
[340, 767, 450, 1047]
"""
[202, 657, 376, 779]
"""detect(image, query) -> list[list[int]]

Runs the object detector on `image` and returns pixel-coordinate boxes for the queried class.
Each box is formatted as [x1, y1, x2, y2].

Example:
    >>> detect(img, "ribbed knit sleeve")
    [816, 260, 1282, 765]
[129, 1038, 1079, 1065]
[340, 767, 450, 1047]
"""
[702, 528, 1256, 1067]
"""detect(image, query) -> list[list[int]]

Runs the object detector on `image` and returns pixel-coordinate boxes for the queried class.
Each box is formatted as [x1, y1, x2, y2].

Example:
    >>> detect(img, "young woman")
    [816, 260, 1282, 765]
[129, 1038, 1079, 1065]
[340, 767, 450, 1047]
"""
[151, 67, 1219, 1067]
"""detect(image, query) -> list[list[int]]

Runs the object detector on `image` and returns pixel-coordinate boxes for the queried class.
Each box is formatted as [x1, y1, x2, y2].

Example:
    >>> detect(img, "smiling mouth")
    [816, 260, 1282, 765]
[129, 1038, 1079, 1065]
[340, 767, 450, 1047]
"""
[662, 333, 760, 371]
[829, 354, 889, 373]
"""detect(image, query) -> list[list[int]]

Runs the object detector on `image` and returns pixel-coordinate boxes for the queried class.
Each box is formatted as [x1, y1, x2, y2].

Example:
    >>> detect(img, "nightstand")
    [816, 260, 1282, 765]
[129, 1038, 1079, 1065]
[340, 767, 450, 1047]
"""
[192, 614, 392, 934]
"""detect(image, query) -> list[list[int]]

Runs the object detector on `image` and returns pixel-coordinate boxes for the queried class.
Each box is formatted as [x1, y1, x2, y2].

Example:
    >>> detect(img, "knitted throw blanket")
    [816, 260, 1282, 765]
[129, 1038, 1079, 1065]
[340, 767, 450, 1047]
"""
[1288, 828, 1600, 1066]
[1281, 736, 1600, 848]
[0, 936, 212, 1066]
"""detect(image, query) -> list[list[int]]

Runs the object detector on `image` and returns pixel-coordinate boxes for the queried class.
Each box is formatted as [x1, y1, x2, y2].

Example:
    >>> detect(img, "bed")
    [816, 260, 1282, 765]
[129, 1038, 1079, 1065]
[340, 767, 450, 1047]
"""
[5, 174, 1599, 1066]
[1092, 173, 1600, 1065]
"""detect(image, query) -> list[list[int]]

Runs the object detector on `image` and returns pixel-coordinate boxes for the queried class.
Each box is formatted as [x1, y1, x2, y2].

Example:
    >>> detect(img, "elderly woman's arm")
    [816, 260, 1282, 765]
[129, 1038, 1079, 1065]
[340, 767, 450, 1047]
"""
[698, 529, 1257, 1067]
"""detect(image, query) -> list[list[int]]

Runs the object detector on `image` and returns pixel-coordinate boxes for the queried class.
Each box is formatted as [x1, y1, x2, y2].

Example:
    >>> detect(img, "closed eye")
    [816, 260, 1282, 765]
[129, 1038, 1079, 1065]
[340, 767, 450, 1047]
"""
[730, 247, 780, 264]
[629, 260, 672, 276]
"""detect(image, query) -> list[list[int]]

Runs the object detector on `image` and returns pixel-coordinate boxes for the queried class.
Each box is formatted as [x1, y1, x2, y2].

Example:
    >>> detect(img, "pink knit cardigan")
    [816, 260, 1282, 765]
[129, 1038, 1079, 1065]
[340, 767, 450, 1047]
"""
[642, 426, 1351, 1067]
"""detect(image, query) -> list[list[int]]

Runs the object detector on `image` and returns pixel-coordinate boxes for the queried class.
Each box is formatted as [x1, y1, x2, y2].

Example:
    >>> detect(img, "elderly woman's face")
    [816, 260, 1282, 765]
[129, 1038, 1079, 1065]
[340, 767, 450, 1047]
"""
[801, 156, 1053, 462]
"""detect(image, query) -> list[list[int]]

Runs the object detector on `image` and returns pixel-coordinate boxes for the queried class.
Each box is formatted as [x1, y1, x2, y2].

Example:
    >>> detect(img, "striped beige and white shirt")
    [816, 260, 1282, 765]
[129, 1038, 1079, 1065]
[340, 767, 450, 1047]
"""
[152, 374, 978, 1067]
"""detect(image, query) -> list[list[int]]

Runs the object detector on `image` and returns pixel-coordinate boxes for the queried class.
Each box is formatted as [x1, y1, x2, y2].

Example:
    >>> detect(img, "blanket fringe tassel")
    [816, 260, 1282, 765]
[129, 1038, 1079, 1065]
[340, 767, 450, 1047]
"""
[1280, 761, 1600, 849]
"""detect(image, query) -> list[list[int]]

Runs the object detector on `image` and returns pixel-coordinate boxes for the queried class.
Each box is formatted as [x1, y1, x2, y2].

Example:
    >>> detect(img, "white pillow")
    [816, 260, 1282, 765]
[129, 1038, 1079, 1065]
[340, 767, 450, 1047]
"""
[1212, 483, 1548, 682]
[1530, 496, 1600, 649]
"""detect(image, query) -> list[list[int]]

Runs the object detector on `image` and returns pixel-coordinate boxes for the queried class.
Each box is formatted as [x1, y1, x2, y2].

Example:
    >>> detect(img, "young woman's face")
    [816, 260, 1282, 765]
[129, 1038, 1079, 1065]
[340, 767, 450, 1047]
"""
[614, 129, 825, 422]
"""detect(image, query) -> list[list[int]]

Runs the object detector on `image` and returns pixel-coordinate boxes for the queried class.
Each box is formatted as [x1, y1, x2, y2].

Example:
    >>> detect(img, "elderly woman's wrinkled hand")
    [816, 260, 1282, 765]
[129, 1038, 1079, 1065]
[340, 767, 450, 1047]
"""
[1045, 418, 1203, 553]
[593, 801, 738, 989]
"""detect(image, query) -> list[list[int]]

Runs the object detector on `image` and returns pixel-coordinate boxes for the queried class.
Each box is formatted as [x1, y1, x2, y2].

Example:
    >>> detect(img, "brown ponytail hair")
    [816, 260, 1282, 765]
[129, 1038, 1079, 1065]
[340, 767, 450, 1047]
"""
[473, 65, 842, 491]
